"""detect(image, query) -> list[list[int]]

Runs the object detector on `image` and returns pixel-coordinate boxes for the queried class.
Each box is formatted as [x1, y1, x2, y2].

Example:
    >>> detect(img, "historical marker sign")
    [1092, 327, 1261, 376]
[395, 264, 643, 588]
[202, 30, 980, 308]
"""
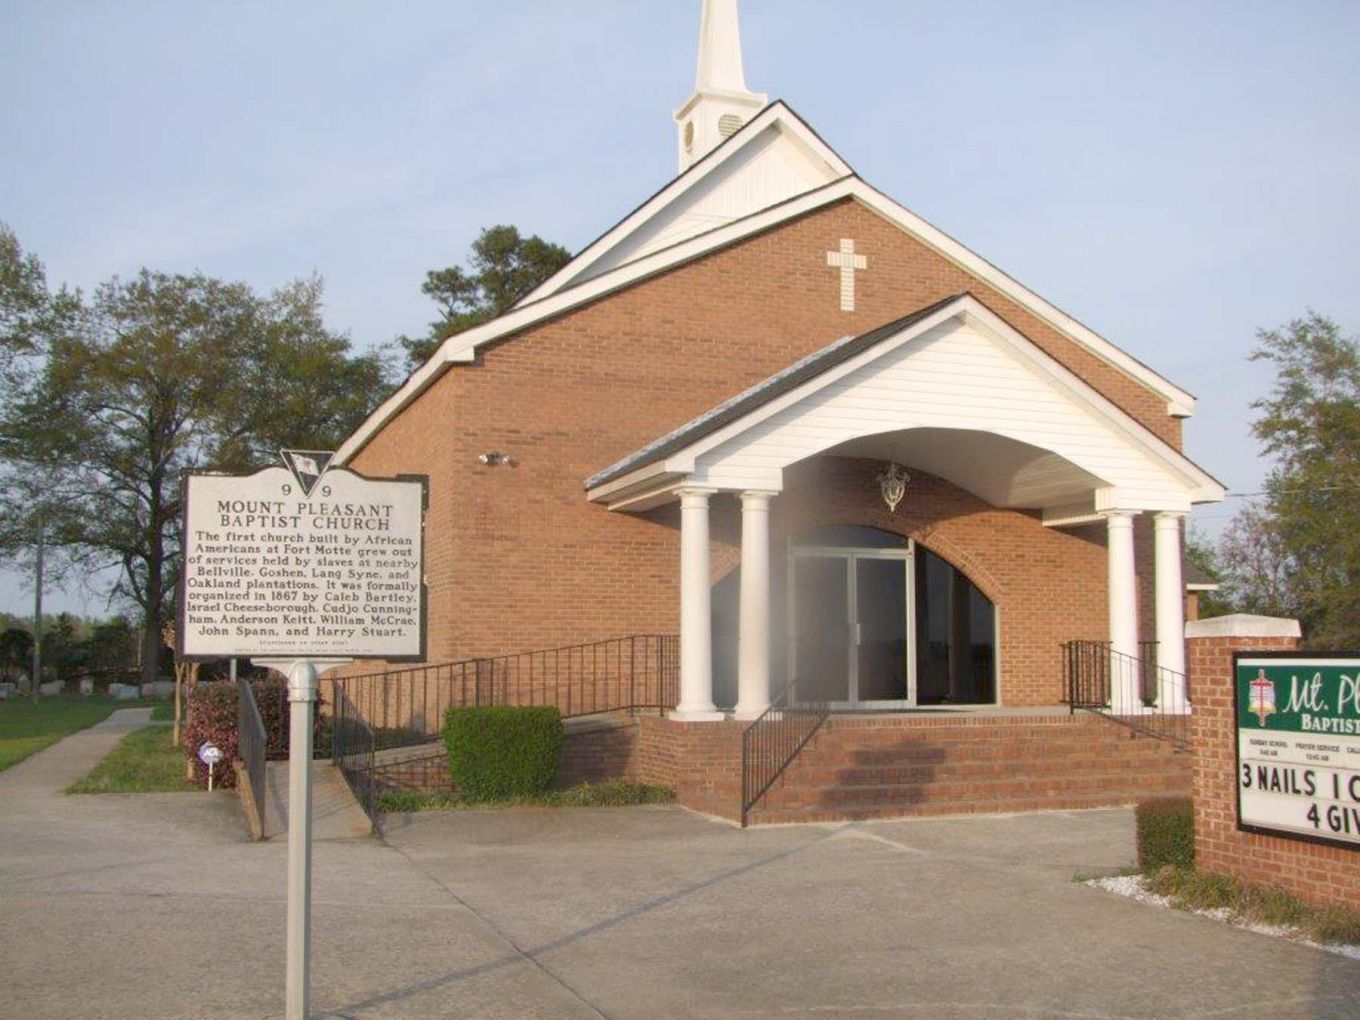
[1235, 653, 1360, 851]
[178, 454, 427, 661]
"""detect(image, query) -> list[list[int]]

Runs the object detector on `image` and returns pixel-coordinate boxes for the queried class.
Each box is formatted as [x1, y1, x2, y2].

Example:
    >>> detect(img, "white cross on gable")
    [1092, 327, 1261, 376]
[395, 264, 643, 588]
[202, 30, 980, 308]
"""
[825, 239, 868, 312]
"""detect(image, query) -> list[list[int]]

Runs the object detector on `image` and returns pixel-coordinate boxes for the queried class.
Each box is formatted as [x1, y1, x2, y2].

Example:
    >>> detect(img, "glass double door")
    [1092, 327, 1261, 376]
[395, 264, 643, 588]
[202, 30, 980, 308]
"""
[791, 549, 914, 707]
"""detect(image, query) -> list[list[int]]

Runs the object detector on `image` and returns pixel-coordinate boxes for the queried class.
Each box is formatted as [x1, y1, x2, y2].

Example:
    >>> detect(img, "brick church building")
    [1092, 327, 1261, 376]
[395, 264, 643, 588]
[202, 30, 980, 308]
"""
[333, 1, 1224, 823]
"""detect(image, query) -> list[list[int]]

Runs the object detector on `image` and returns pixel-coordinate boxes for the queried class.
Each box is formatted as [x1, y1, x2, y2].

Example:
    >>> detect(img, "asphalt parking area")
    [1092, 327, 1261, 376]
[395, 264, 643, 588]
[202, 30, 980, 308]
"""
[2, 722, 1356, 1019]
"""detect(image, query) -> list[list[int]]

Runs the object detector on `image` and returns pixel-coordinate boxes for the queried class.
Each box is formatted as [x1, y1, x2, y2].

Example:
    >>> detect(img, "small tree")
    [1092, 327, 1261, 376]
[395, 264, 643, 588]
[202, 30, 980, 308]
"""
[1247, 313, 1360, 646]
[397, 225, 571, 370]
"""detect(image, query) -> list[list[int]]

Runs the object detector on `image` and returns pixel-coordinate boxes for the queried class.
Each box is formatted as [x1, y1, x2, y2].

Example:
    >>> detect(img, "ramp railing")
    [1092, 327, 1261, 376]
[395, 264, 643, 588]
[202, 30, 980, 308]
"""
[334, 634, 678, 751]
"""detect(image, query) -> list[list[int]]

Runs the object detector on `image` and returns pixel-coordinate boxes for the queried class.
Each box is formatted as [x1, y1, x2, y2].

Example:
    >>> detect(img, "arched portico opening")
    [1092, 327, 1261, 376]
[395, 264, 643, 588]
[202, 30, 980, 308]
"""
[586, 295, 1223, 718]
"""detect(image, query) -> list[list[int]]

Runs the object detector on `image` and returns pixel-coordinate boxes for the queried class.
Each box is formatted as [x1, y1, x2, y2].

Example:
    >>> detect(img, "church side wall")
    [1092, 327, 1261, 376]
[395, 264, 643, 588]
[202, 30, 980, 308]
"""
[349, 198, 1174, 698]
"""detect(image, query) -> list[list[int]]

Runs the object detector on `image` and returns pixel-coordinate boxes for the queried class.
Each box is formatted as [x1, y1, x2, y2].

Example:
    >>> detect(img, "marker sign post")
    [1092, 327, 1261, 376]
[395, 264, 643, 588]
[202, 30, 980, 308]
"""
[1235, 654, 1360, 851]
[178, 452, 426, 1020]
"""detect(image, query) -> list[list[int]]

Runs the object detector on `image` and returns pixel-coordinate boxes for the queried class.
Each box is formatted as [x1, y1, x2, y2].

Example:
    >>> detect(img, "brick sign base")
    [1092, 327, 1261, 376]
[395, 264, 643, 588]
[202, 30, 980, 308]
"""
[1190, 627, 1360, 911]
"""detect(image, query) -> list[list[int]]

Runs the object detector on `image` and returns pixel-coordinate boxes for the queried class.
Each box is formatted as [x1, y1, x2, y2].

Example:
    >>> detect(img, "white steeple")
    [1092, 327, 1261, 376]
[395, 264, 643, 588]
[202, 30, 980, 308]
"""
[673, 0, 768, 173]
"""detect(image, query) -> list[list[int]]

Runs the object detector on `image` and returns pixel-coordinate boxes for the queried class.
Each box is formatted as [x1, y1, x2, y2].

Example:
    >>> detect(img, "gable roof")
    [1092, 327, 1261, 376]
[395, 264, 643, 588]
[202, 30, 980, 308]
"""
[585, 294, 963, 489]
[335, 102, 1196, 465]
[584, 294, 1224, 510]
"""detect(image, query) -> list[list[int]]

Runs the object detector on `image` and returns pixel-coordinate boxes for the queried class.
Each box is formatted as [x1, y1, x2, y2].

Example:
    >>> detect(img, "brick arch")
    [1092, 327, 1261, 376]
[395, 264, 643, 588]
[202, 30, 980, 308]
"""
[906, 530, 1004, 607]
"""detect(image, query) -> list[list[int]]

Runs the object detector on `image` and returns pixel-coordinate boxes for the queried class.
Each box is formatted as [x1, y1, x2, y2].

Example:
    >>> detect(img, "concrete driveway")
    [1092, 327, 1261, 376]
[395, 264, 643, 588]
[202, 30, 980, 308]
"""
[1, 712, 1357, 1018]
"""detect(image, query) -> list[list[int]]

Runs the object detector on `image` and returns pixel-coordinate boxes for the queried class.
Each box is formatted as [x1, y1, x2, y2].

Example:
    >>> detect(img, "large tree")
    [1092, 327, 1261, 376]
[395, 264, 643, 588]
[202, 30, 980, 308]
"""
[398, 225, 571, 370]
[1242, 312, 1360, 645]
[0, 226, 393, 685]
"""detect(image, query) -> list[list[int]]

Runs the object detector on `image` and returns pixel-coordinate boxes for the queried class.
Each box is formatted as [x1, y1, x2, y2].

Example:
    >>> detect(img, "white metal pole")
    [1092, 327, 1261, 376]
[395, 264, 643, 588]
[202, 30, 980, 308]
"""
[32, 522, 43, 702]
[285, 659, 318, 1020]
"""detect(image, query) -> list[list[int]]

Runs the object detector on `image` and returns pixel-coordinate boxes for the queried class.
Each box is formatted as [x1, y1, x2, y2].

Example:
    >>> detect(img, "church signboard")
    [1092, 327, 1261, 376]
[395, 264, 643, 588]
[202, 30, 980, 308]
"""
[178, 451, 427, 661]
[1235, 653, 1360, 851]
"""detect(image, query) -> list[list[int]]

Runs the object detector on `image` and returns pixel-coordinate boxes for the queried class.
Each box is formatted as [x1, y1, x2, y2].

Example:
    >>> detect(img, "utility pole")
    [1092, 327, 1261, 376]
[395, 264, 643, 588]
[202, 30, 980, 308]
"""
[31, 522, 43, 703]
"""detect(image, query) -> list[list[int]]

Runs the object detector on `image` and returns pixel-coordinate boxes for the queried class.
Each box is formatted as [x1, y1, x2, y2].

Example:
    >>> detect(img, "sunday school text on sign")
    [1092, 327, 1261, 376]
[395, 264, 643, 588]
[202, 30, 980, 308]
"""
[1236, 655, 1360, 850]
[178, 459, 426, 661]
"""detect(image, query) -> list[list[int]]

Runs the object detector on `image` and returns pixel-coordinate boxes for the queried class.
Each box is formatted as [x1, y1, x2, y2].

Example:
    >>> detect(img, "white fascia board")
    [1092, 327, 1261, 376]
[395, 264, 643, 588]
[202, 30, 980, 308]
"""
[337, 166, 1201, 464]
[955, 301, 1224, 503]
[334, 345, 474, 464]
[518, 101, 853, 306]
[585, 461, 674, 504]
[1042, 503, 1102, 528]
[654, 296, 1220, 507]
[848, 181, 1197, 417]
[662, 302, 970, 471]
[334, 183, 853, 464]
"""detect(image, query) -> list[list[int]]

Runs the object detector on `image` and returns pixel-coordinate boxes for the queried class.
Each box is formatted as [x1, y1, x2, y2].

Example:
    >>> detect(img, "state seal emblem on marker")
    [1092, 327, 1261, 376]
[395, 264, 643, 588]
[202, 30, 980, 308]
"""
[1248, 669, 1276, 726]
[280, 449, 336, 497]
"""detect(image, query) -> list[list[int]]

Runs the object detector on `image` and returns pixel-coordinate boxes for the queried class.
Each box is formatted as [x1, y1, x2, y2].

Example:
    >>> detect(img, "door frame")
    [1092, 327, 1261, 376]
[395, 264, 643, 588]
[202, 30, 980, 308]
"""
[787, 542, 918, 709]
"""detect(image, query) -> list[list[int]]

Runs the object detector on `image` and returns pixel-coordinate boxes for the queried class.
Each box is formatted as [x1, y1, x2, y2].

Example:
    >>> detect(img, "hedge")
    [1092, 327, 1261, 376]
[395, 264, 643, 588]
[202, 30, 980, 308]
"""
[1135, 796, 1195, 872]
[182, 676, 327, 789]
[442, 706, 563, 803]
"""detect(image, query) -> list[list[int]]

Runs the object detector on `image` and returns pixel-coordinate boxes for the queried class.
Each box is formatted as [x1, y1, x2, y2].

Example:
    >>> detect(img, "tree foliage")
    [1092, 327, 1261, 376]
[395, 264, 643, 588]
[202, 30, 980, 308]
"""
[1183, 527, 1233, 619]
[398, 225, 571, 370]
[0, 224, 393, 684]
[1215, 313, 1360, 645]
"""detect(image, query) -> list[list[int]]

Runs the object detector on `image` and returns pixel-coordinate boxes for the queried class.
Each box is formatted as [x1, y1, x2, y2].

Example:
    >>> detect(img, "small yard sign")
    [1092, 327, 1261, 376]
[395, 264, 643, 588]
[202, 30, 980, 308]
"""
[178, 453, 427, 661]
[1235, 653, 1360, 851]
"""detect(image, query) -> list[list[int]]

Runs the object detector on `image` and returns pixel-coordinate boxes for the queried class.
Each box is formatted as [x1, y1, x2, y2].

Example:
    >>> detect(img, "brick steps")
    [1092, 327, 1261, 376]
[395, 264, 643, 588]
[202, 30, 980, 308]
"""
[745, 712, 1191, 825]
[748, 791, 1161, 826]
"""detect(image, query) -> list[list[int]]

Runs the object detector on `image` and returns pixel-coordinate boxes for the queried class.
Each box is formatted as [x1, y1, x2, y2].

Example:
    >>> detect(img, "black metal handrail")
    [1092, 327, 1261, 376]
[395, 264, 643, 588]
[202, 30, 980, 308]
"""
[236, 678, 267, 827]
[335, 634, 679, 751]
[740, 678, 830, 827]
[1062, 639, 1190, 750]
[331, 684, 377, 828]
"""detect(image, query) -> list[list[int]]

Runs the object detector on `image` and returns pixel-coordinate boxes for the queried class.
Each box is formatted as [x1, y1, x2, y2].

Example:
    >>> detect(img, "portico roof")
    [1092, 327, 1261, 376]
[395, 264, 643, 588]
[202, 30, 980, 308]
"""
[585, 294, 963, 490]
[585, 294, 1225, 519]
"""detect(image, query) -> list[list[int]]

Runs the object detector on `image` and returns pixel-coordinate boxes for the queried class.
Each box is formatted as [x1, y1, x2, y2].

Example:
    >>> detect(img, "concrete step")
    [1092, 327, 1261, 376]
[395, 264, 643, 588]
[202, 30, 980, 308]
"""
[779, 756, 1185, 786]
[759, 770, 1188, 807]
[748, 790, 1156, 825]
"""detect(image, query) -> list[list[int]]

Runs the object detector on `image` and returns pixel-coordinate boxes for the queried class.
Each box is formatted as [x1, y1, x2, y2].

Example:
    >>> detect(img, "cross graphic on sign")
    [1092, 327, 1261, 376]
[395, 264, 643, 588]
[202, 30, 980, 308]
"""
[826, 238, 868, 312]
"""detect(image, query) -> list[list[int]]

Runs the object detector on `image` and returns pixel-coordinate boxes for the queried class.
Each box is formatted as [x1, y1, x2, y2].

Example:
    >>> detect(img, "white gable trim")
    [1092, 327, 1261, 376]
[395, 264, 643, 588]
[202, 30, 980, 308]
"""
[335, 120, 1196, 464]
[586, 296, 1223, 509]
[517, 101, 852, 305]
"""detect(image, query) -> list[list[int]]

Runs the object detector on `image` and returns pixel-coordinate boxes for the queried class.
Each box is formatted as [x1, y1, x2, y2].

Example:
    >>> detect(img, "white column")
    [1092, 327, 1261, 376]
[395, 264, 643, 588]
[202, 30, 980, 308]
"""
[1154, 511, 1188, 711]
[674, 488, 723, 721]
[734, 490, 775, 720]
[1104, 510, 1141, 714]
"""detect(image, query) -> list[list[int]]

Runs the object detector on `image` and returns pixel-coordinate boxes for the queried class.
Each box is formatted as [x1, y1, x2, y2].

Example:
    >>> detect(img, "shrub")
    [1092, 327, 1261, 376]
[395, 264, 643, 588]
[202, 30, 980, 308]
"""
[442, 706, 563, 803]
[182, 676, 327, 788]
[1135, 796, 1195, 872]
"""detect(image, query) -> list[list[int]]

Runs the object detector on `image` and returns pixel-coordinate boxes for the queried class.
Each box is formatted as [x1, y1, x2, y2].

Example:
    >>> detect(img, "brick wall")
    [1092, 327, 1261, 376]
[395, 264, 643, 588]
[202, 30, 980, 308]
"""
[1190, 633, 1360, 911]
[638, 716, 745, 821]
[350, 198, 1179, 700]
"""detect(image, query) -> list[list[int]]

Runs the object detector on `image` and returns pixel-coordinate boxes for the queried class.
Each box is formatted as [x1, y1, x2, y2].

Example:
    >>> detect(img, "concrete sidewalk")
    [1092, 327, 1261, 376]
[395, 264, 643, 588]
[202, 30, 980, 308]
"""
[0, 715, 1357, 1018]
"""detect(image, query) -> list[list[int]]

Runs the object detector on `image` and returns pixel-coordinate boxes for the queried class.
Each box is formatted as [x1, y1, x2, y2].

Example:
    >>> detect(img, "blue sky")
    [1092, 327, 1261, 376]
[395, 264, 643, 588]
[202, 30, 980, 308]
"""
[3, 1, 1358, 615]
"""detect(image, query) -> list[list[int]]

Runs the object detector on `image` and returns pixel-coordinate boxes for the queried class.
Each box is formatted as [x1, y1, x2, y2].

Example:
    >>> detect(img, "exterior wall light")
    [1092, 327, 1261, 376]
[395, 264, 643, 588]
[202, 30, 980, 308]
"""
[877, 462, 909, 514]
[478, 451, 514, 466]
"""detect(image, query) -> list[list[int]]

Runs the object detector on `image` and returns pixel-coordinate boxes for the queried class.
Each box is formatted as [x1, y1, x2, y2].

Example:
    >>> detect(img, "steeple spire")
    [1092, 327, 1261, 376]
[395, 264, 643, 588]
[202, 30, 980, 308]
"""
[674, 0, 767, 173]
[695, 0, 750, 93]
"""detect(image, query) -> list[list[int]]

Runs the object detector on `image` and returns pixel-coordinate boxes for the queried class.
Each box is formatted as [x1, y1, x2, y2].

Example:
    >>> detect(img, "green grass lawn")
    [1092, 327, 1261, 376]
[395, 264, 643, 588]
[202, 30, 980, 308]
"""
[66, 725, 192, 794]
[376, 780, 676, 814]
[0, 696, 173, 773]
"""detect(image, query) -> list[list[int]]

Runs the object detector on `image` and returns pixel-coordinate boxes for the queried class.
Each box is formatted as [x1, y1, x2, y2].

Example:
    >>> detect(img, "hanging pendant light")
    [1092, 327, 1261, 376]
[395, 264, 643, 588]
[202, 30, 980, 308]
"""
[877, 462, 909, 514]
